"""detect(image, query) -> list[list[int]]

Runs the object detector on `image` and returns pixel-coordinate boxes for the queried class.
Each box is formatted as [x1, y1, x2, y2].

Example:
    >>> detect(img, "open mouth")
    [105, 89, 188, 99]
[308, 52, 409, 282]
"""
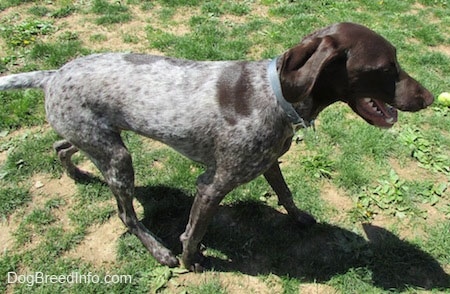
[353, 98, 398, 128]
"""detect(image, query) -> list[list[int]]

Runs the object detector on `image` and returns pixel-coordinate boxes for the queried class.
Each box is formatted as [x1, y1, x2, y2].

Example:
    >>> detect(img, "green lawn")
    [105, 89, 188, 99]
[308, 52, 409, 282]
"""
[0, 0, 449, 293]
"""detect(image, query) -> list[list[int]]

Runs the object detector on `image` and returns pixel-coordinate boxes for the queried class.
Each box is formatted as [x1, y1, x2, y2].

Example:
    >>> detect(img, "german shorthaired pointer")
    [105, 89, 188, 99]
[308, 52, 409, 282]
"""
[0, 23, 433, 271]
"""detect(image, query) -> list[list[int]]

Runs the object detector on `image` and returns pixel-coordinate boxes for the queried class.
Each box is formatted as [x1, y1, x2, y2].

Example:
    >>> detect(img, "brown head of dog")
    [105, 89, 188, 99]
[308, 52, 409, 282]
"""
[278, 22, 433, 128]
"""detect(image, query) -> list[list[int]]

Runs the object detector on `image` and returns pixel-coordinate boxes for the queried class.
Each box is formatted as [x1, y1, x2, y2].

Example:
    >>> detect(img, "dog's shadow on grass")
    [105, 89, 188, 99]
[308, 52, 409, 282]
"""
[135, 185, 449, 291]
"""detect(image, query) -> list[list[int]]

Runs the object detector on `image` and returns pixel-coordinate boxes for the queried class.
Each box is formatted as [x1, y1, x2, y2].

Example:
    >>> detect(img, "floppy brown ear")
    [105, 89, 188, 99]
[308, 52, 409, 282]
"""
[279, 36, 342, 103]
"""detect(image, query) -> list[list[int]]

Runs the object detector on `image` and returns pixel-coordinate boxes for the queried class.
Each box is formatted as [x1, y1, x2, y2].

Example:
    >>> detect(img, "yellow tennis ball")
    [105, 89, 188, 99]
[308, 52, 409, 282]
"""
[437, 92, 450, 106]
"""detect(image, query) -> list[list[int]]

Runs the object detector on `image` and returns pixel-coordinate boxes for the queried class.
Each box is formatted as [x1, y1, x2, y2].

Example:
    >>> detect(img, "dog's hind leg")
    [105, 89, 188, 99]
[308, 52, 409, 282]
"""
[73, 133, 179, 267]
[53, 139, 93, 181]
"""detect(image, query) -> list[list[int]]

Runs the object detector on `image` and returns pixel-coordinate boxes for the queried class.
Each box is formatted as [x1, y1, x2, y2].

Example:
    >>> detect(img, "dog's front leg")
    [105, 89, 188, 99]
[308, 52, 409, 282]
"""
[264, 162, 316, 227]
[180, 170, 231, 272]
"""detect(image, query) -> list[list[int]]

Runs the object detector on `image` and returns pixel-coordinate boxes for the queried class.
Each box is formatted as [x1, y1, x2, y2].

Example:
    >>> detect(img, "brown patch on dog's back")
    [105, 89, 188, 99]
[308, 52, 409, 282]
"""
[217, 62, 252, 125]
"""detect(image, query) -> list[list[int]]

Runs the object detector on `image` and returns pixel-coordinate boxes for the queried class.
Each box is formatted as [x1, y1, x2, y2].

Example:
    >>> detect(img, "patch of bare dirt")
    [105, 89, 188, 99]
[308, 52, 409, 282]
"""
[0, 125, 50, 141]
[410, 3, 426, 15]
[32, 159, 127, 267]
[433, 44, 450, 57]
[0, 219, 15, 254]
[369, 204, 446, 241]
[320, 181, 354, 223]
[251, 3, 271, 19]
[299, 283, 338, 294]
[387, 158, 449, 235]
[27, 163, 122, 267]
[0, 3, 163, 60]
[30, 173, 77, 228]
[0, 148, 101, 252]
[168, 6, 196, 36]
[1, 2, 448, 291]
[389, 158, 449, 184]
[0, 171, 78, 253]
[65, 212, 123, 267]
[0, 150, 7, 166]
[389, 158, 428, 181]
[171, 272, 283, 294]
[0, 1, 277, 62]
[418, 202, 447, 223]
[51, 8, 158, 54]
[140, 136, 167, 151]
[368, 214, 398, 234]
[30, 173, 75, 203]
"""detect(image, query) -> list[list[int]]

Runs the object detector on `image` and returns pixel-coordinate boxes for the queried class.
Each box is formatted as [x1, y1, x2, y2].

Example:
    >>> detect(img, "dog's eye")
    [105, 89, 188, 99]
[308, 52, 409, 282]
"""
[392, 63, 401, 81]
[390, 62, 400, 73]
[382, 63, 395, 72]
[381, 62, 400, 80]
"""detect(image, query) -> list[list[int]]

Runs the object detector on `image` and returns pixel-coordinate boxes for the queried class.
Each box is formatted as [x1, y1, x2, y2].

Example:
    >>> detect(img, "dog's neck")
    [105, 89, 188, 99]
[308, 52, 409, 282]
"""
[268, 57, 313, 129]
[268, 57, 307, 127]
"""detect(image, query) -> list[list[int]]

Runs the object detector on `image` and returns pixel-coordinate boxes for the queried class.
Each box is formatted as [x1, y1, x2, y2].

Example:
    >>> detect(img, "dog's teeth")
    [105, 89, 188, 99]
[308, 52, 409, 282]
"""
[370, 103, 380, 113]
[385, 117, 395, 124]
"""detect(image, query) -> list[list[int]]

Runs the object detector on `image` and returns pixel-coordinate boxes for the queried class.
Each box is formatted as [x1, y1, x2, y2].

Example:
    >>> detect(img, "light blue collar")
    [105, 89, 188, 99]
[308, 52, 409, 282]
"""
[268, 57, 308, 128]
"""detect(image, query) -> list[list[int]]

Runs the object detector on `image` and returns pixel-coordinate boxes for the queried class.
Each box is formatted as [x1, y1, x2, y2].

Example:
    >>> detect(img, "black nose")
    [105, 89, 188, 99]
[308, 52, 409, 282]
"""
[423, 91, 434, 107]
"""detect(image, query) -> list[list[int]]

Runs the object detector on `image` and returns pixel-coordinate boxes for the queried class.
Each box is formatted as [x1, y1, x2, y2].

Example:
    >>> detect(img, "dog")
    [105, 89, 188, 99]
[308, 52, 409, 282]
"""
[0, 22, 433, 271]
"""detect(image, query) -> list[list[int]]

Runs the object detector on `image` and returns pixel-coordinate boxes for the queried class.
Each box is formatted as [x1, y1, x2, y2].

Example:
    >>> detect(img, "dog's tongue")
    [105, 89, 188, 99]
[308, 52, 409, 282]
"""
[372, 98, 397, 120]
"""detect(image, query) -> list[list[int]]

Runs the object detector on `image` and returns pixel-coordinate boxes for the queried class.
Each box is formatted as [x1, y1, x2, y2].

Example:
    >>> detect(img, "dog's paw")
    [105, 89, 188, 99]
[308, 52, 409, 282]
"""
[162, 256, 180, 268]
[70, 169, 97, 183]
[181, 251, 209, 273]
[185, 262, 203, 273]
[157, 251, 180, 268]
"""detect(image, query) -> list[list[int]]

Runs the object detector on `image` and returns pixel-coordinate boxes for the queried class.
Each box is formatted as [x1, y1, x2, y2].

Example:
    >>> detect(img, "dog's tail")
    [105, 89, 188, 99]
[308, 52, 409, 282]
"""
[0, 70, 57, 90]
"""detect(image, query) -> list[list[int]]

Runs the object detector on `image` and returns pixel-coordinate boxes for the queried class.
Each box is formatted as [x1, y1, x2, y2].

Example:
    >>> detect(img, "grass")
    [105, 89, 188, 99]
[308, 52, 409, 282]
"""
[0, 0, 449, 293]
[0, 90, 45, 129]
[91, 0, 132, 25]
[0, 187, 30, 217]
[1, 130, 63, 181]
[0, 19, 55, 48]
